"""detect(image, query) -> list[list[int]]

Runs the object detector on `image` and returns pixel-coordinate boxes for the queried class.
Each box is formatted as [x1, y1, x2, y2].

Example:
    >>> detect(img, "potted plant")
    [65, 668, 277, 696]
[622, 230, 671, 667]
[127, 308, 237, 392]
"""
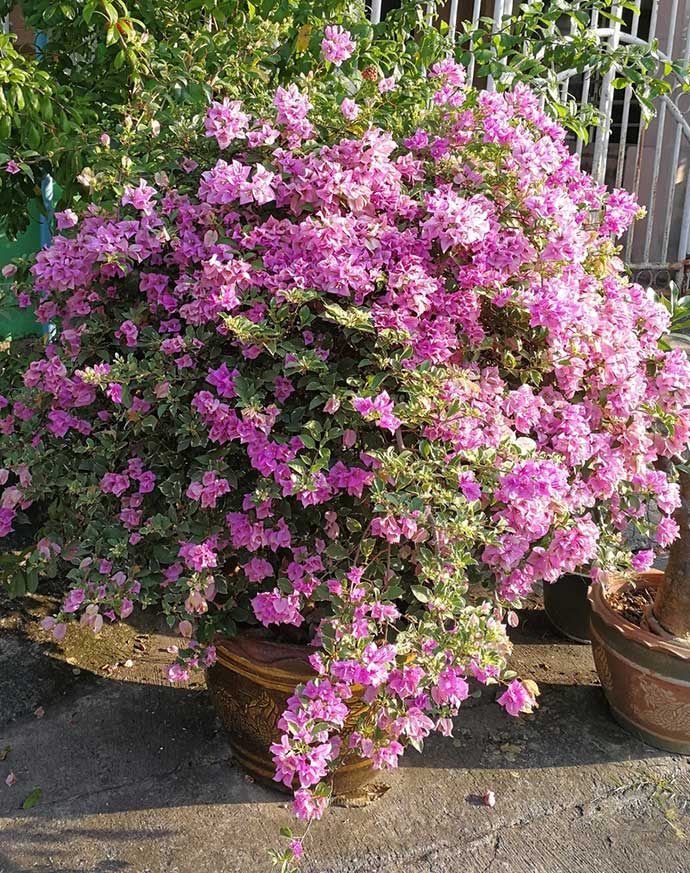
[543, 572, 592, 643]
[2, 36, 689, 870]
[589, 289, 690, 755]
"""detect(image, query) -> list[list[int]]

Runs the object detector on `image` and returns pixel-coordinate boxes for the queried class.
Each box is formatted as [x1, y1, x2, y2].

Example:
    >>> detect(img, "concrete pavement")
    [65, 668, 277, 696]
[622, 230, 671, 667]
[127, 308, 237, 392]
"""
[1, 595, 688, 873]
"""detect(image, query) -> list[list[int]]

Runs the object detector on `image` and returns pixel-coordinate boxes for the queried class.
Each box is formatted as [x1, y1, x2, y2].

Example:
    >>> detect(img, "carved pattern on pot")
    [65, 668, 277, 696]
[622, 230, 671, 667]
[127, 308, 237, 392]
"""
[633, 674, 690, 733]
[211, 684, 281, 745]
[207, 637, 375, 793]
[592, 640, 613, 694]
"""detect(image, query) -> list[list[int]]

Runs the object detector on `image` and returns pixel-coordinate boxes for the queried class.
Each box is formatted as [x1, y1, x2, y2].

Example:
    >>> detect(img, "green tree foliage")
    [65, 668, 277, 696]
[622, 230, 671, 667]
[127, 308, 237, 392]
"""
[0, 0, 448, 237]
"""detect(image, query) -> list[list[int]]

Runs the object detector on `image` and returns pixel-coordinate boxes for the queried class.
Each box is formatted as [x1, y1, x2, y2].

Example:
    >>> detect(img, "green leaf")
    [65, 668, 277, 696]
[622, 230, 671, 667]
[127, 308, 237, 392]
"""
[22, 788, 43, 810]
[11, 85, 25, 112]
[8, 573, 26, 598]
[345, 516, 362, 533]
[410, 585, 429, 603]
[103, 1, 119, 24]
[408, 737, 424, 753]
[18, 160, 34, 181]
[83, 1, 97, 24]
[26, 569, 39, 594]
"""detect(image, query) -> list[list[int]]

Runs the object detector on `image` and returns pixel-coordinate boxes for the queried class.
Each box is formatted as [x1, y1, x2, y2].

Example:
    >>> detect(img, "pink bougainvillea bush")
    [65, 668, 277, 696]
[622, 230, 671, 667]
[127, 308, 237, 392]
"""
[2, 50, 690, 867]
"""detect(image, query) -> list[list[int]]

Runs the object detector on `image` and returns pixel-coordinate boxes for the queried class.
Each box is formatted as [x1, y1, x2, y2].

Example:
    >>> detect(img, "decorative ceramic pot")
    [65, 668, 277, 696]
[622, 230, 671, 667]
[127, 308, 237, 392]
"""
[589, 570, 690, 754]
[206, 634, 374, 795]
[543, 573, 591, 643]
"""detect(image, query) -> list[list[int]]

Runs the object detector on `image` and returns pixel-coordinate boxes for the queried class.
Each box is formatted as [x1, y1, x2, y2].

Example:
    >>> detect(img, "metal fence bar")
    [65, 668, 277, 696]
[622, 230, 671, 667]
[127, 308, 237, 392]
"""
[629, 261, 685, 270]
[370, 0, 382, 25]
[591, 4, 623, 183]
[487, 0, 505, 91]
[576, 8, 598, 160]
[560, 12, 577, 105]
[625, 0, 660, 262]
[677, 169, 690, 268]
[643, 0, 680, 263]
[677, 4, 690, 274]
[660, 15, 690, 265]
[466, 0, 484, 87]
[447, 0, 460, 41]
[614, 6, 641, 188]
[596, 27, 679, 62]
[669, 93, 690, 282]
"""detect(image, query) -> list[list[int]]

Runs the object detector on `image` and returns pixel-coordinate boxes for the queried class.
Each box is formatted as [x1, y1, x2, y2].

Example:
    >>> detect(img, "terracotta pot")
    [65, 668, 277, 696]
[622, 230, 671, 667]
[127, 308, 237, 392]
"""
[206, 634, 374, 795]
[589, 570, 690, 754]
[543, 573, 592, 643]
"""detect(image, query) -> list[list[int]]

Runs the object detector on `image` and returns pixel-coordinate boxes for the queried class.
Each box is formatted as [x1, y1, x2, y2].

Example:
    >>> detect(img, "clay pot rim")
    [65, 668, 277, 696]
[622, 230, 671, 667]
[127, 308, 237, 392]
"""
[212, 633, 376, 696]
[588, 569, 690, 661]
[214, 633, 317, 684]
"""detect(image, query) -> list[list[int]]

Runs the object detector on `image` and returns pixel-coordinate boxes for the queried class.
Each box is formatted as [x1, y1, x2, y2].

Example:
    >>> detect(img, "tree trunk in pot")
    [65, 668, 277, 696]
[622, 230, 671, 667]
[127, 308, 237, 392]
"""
[653, 470, 690, 642]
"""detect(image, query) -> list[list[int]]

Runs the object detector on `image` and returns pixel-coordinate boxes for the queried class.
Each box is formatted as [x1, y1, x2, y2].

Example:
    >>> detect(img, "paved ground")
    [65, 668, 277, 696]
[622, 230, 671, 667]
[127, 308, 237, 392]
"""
[0, 593, 689, 873]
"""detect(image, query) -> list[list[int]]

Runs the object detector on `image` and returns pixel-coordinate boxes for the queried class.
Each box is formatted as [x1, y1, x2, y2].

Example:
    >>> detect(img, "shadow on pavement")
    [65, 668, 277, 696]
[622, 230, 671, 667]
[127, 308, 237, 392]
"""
[0, 594, 673, 827]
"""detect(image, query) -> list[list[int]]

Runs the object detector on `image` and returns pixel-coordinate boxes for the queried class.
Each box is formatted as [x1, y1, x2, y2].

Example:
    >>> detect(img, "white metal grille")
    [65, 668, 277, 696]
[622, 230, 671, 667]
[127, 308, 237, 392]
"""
[373, 1, 690, 288]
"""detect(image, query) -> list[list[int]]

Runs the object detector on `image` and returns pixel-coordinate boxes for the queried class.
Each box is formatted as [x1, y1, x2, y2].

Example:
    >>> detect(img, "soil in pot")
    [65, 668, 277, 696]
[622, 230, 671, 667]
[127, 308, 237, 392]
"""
[206, 633, 375, 797]
[543, 573, 592, 643]
[606, 584, 655, 627]
[589, 571, 690, 755]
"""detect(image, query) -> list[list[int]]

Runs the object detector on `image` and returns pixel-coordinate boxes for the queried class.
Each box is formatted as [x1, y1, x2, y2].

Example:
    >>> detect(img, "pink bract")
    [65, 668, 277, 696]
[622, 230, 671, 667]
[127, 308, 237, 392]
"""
[321, 25, 355, 66]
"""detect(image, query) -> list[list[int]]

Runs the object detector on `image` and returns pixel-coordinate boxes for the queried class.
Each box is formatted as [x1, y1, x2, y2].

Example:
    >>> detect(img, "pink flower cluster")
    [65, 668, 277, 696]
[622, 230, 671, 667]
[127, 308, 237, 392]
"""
[353, 391, 401, 433]
[321, 25, 355, 66]
[204, 98, 250, 148]
[186, 471, 231, 509]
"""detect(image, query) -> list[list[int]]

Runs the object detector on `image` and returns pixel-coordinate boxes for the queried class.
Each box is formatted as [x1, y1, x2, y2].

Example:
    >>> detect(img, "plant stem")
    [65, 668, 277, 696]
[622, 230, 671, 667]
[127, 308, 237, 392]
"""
[653, 469, 690, 641]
